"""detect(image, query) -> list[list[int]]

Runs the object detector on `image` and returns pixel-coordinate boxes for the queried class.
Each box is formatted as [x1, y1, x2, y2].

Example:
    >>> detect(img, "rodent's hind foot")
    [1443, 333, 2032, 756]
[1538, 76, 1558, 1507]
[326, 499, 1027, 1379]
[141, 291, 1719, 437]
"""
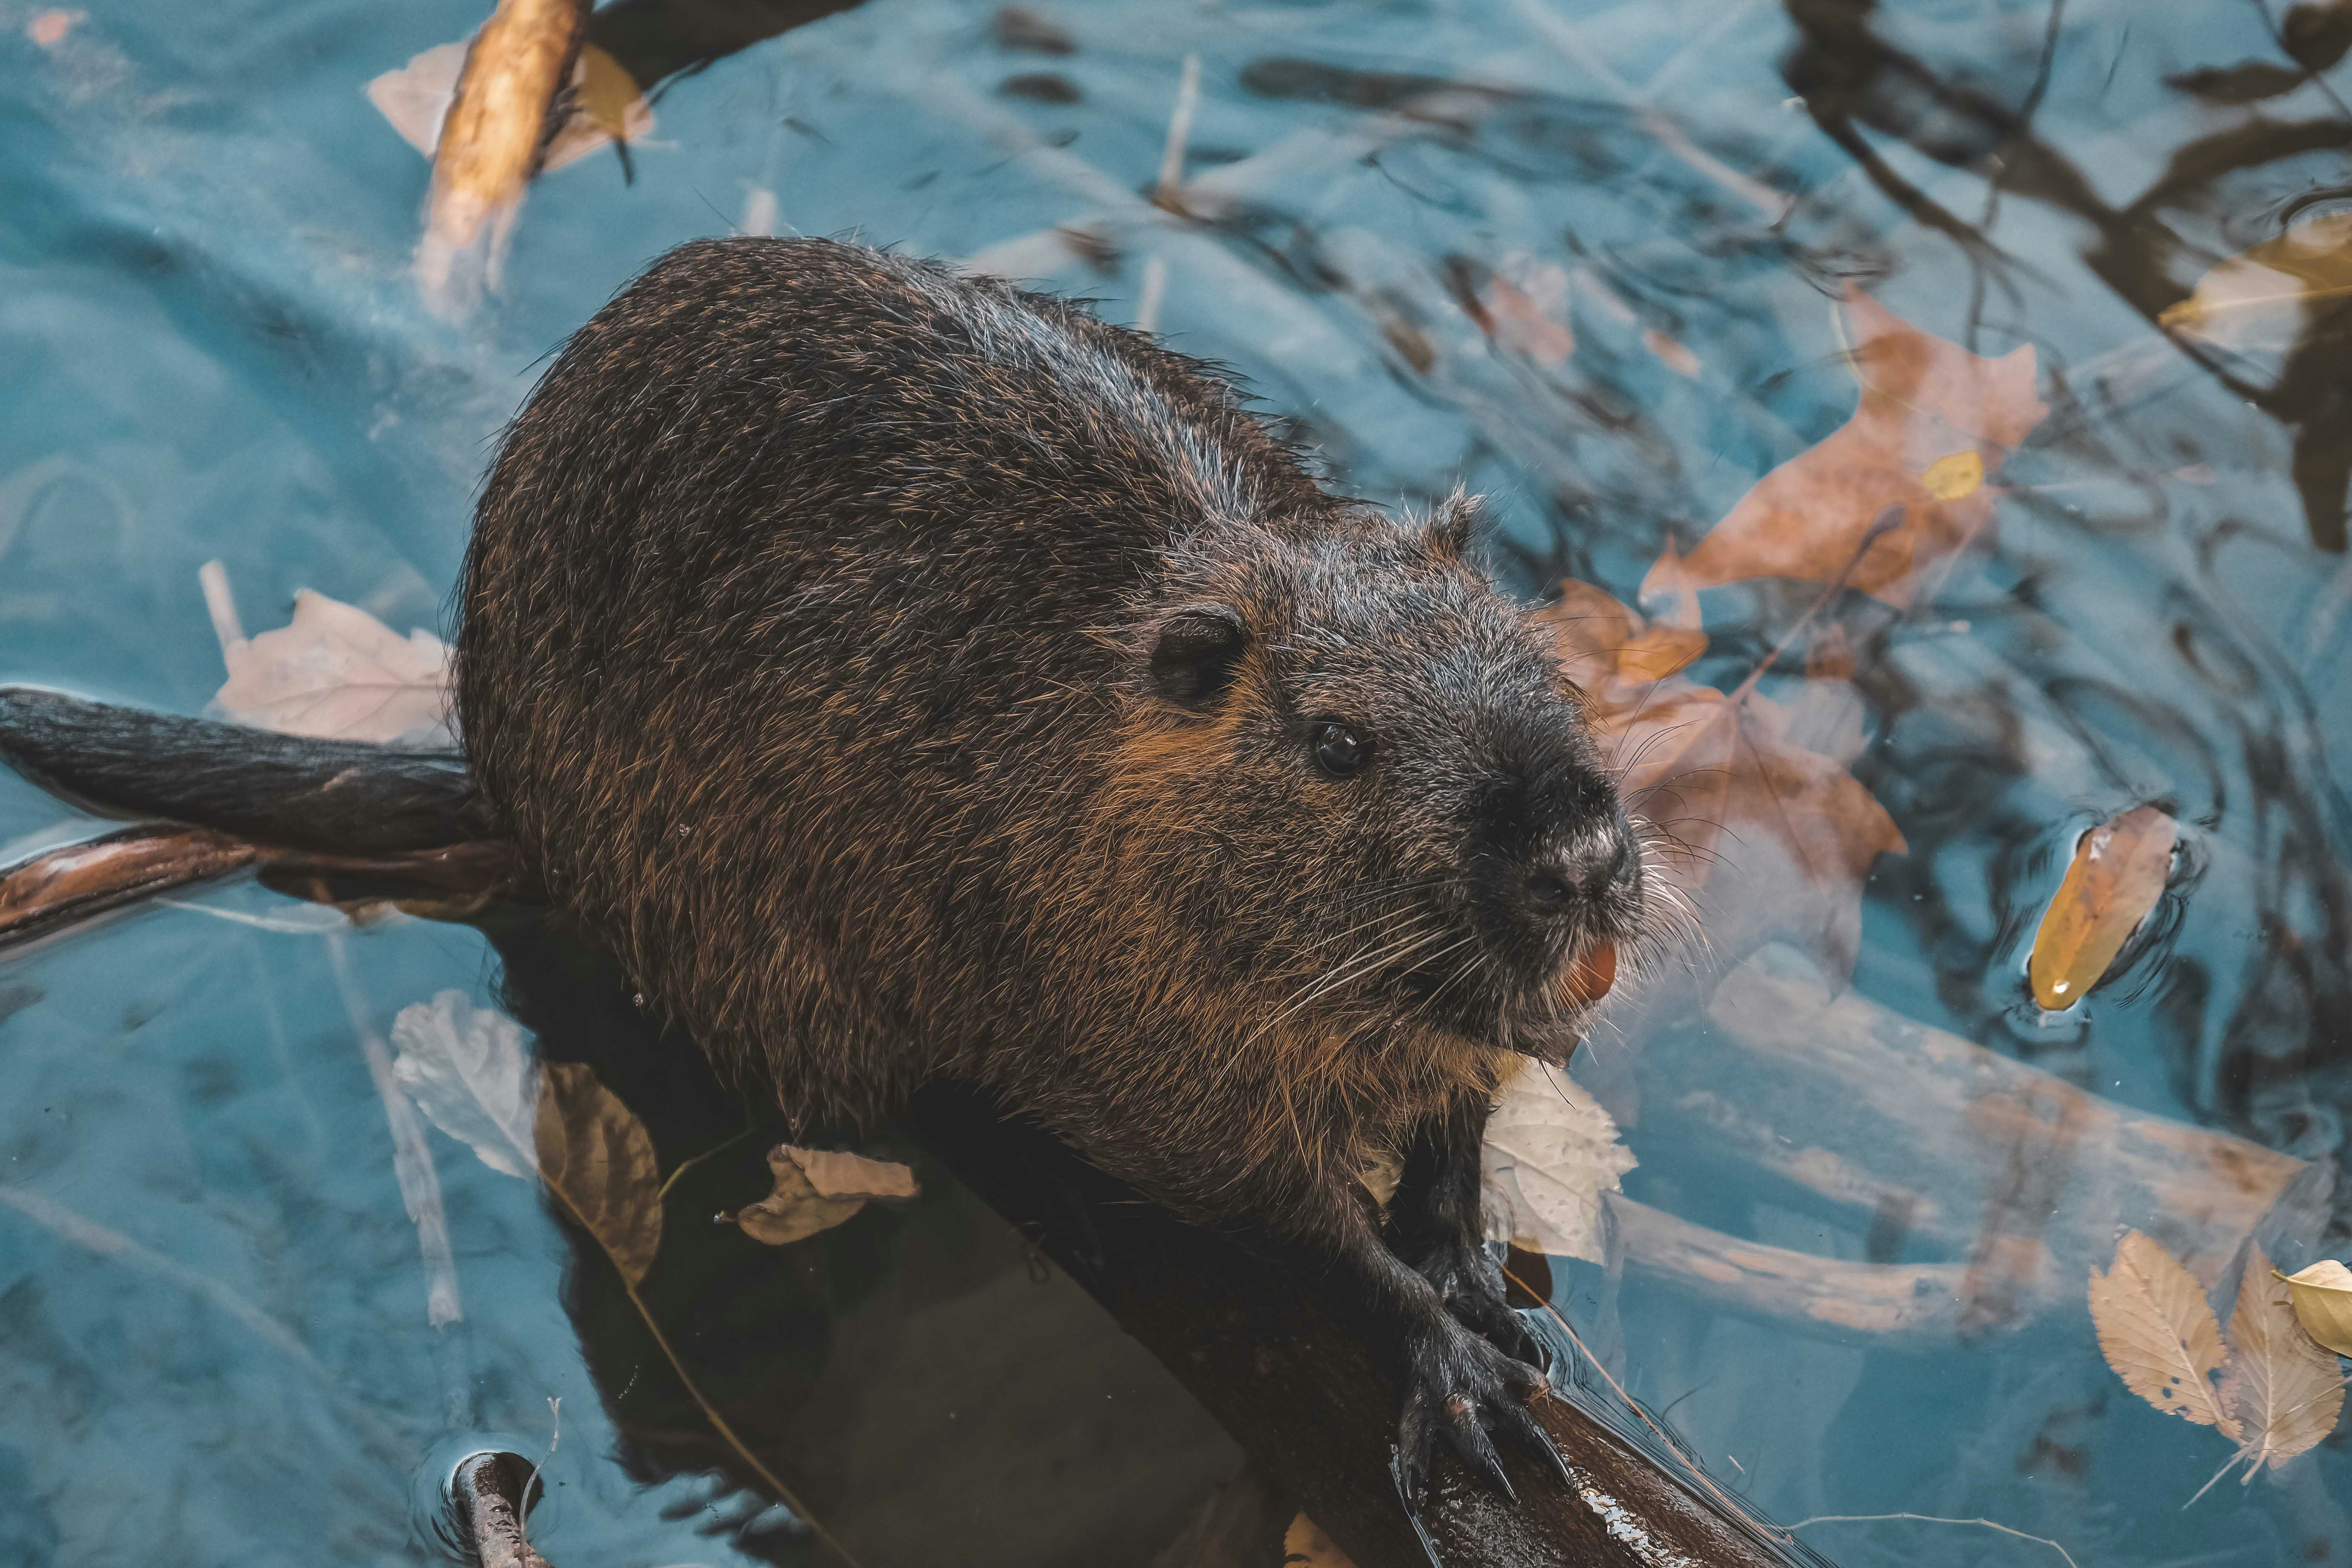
[1391, 1315, 1570, 1513]
[1411, 1237, 1550, 1374]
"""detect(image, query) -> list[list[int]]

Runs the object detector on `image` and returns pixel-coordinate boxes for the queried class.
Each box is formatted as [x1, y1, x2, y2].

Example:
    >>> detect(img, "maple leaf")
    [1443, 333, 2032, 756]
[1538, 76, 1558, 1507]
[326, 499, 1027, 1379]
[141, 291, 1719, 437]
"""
[1640, 288, 2048, 611]
[1540, 577, 1905, 982]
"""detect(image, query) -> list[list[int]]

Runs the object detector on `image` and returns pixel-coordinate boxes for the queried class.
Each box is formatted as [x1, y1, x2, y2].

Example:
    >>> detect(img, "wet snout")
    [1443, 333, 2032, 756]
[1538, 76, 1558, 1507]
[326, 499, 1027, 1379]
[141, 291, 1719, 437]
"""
[1476, 761, 1641, 1008]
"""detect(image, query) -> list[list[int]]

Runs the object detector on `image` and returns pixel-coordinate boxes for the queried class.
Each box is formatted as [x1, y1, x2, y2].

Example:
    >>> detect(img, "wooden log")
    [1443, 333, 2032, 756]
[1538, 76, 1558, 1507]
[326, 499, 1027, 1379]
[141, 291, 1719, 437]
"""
[907, 1084, 1816, 1568]
[1625, 944, 2324, 1335]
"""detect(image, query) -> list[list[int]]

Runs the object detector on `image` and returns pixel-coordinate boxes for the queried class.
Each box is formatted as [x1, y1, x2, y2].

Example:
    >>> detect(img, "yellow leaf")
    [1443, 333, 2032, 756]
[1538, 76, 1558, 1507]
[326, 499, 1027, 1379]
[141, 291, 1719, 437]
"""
[2027, 806, 2176, 1010]
[2088, 1230, 2239, 1435]
[1282, 1513, 1358, 1567]
[2283, 1259, 2352, 1357]
[2220, 1243, 2344, 1473]
[1920, 450, 1984, 501]
[575, 43, 640, 141]
[534, 1060, 662, 1285]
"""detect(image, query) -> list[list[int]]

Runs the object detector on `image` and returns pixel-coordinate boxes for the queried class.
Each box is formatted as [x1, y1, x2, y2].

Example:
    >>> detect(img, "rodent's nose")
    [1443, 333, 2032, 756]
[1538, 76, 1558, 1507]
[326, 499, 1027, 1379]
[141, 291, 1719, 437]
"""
[1524, 833, 1630, 914]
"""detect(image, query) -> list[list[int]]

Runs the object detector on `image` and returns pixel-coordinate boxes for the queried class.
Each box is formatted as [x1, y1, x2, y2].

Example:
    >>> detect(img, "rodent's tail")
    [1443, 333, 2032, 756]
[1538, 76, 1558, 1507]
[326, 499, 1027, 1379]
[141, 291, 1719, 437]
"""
[0, 686, 477, 854]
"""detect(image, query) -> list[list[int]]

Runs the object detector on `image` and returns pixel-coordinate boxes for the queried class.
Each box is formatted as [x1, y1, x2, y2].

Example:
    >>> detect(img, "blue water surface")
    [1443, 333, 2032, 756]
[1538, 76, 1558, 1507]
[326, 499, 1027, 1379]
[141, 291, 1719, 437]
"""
[3, 1, 2350, 1565]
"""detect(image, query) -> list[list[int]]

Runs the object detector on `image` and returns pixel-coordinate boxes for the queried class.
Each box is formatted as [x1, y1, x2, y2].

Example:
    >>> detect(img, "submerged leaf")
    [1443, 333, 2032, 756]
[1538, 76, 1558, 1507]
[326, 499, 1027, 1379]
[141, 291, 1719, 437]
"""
[2089, 1231, 2239, 1435]
[2283, 1259, 2352, 1357]
[1542, 576, 1904, 980]
[391, 991, 537, 1179]
[2220, 1242, 2344, 1473]
[2027, 806, 2177, 1010]
[534, 1061, 662, 1285]
[729, 1145, 921, 1247]
[1481, 1059, 1636, 1263]
[207, 571, 454, 747]
[1640, 289, 2046, 609]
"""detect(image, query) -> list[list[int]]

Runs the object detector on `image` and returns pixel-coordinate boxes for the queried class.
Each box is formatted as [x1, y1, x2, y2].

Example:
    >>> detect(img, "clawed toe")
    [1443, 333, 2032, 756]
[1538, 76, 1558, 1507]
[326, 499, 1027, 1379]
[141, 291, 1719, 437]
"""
[1392, 1318, 1565, 1513]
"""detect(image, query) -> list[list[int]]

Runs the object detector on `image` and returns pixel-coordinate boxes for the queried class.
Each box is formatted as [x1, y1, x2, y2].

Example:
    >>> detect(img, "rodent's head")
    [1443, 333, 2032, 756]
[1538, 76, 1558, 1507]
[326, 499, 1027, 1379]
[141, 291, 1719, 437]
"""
[1115, 496, 1651, 1063]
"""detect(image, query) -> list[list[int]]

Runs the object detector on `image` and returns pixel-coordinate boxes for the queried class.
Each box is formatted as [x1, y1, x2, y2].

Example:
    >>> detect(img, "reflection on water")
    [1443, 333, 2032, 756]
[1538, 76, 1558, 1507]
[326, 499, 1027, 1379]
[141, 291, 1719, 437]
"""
[2, 0, 2349, 1564]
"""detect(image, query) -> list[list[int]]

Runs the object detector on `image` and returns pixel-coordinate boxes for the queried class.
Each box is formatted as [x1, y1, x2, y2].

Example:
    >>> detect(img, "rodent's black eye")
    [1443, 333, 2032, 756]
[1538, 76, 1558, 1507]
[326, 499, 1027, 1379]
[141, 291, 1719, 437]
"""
[1310, 720, 1374, 779]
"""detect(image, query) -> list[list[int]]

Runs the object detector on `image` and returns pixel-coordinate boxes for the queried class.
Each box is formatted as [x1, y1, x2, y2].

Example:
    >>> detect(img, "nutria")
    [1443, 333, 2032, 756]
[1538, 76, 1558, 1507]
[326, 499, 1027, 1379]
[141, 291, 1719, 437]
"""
[0, 236, 1650, 1507]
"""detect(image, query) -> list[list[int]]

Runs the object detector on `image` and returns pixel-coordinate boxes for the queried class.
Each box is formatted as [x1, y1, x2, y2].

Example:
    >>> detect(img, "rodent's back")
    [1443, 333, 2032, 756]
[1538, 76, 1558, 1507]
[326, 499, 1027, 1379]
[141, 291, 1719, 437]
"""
[459, 238, 1343, 1125]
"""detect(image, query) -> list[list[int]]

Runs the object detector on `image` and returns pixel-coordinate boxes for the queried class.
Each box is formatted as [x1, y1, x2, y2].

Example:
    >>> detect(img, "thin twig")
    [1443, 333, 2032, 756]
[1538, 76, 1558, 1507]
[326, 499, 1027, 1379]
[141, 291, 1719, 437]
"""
[1790, 1511, 2079, 1568]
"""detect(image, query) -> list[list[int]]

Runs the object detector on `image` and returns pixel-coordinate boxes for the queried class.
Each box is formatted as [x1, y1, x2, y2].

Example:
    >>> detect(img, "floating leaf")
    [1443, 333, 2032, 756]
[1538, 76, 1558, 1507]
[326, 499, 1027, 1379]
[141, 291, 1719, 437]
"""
[2283, 1259, 2352, 1357]
[1477, 266, 1576, 369]
[2160, 211, 2352, 356]
[1481, 1058, 1637, 1263]
[1641, 289, 2047, 609]
[2089, 1230, 2239, 1435]
[205, 566, 454, 748]
[1282, 1513, 1358, 1567]
[2219, 1242, 2345, 1474]
[2027, 806, 2177, 1010]
[1542, 576, 1905, 981]
[390, 991, 538, 1179]
[728, 1145, 920, 1247]
[534, 1060, 662, 1285]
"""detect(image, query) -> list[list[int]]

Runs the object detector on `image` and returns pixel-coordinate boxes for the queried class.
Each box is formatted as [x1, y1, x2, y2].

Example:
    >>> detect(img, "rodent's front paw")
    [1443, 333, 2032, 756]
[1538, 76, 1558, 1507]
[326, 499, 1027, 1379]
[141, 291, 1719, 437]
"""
[1411, 1239, 1548, 1373]
[1392, 1315, 1568, 1511]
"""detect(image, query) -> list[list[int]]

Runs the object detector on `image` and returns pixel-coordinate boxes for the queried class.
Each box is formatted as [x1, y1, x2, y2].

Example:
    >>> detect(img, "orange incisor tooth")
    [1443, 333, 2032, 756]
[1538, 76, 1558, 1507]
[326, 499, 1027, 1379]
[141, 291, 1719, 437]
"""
[1565, 941, 1617, 1006]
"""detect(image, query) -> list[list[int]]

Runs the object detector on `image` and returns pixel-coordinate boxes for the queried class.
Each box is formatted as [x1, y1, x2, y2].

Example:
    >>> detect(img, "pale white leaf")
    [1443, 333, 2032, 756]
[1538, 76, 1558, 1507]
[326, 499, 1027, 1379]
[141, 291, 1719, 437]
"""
[2221, 1243, 2346, 1474]
[534, 1061, 662, 1285]
[391, 991, 538, 1179]
[1480, 1059, 1636, 1263]
[2089, 1230, 2239, 1435]
[210, 584, 454, 747]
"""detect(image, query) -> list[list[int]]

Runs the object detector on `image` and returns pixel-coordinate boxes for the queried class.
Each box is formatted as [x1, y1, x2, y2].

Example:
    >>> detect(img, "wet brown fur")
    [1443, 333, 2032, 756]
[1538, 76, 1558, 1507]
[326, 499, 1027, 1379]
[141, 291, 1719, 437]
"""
[458, 238, 1640, 1242]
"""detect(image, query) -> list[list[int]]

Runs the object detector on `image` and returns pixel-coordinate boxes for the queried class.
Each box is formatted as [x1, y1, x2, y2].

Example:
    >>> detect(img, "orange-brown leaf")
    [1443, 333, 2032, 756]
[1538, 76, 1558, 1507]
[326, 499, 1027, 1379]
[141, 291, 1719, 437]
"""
[1640, 289, 2047, 610]
[2027, 806, 2176, 1010]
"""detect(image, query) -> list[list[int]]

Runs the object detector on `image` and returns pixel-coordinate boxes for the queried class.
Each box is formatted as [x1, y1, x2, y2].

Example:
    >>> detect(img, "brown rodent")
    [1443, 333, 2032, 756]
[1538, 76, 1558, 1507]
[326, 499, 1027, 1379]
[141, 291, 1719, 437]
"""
[455, 237, 1650, 1504]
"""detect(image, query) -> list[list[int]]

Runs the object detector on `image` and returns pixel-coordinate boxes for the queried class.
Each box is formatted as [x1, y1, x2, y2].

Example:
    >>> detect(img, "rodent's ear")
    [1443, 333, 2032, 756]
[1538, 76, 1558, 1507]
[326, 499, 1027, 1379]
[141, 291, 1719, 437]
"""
[1148, 604, 1249, 707]
[1426, 490, 1483, 559]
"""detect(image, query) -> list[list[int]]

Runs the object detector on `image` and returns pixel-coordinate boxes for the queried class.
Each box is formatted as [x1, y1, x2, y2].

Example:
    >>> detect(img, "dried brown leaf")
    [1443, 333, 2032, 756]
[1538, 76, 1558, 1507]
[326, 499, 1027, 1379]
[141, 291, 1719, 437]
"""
[1641, 289, 2047, 609]
[534, 1060, 662, 1284]
[729, 1145, 920, 1246]
[2089, 1230, 2239, 1435]
[2220, 1242, 2345, 1473]
[2161, 211, 2352, 355]
[2027, 806, 2176, 1010]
